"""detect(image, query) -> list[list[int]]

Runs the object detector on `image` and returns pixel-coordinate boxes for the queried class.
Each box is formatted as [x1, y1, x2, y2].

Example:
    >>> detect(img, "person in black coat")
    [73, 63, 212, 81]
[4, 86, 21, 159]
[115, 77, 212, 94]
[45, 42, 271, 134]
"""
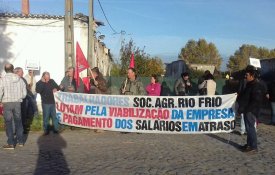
[238, 65, 264, 153]
[36, 72, 60, 135]
[268, 80, 275, 125]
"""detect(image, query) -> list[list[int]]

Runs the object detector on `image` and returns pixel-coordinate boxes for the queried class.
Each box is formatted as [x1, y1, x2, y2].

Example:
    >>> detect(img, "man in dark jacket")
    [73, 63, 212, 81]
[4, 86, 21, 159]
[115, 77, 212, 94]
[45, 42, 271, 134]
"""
[268, 80, 275, 125]
[36, 72, 60, 135]
[238, 66, 264, 153]
[14, 67, 33, 134]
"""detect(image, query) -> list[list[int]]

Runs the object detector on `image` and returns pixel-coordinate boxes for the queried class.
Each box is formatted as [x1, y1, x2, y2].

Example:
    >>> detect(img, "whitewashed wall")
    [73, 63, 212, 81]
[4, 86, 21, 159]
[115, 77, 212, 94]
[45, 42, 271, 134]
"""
[0, 17, 112, 110]
[0, 18, 89, 110]
[0, 18, 89, 82]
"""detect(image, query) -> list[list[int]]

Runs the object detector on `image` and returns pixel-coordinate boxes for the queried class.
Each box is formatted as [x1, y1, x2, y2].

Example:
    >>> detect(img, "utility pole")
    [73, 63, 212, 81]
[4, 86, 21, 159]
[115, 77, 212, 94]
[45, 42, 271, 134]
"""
[64, 0, 75, 71]
[88, 0, 95, 68]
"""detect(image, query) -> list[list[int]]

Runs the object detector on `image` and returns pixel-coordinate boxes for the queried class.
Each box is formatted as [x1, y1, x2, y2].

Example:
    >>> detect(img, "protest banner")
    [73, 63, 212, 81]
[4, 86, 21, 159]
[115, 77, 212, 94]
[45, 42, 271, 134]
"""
[25, 60, 40, 70]
[54, 92, 237, 134]
[249, 57, 261, 68]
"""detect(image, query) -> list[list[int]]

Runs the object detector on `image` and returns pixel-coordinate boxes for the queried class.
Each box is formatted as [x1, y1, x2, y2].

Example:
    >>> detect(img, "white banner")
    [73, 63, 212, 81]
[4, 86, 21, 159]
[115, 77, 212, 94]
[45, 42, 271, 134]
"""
[25, 59, 40, 70]
[54, 92, 237, 134]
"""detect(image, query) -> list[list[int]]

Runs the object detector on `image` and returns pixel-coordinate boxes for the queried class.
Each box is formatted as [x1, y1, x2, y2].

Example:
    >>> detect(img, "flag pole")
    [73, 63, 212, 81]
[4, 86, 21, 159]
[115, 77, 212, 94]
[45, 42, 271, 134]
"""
[88, 68, 96, 82]
[123, 78, 128, 92]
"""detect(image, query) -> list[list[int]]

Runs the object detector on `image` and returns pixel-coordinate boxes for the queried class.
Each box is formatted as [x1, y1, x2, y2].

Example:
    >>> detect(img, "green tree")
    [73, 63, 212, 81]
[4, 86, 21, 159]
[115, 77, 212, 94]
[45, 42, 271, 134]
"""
[179, 39, 222, 70]
[119, 39, 136, 76]
[143, 58, 165, 76]
[227, 44, 275, 72]
[110, 63, 121, 76]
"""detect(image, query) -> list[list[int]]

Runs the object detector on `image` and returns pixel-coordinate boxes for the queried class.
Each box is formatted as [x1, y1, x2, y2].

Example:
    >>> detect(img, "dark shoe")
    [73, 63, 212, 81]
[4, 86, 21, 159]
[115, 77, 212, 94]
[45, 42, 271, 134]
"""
[3, 144, 14, 150]
[121, 132, 129, 134]
[268, 122, 275, 126]
[239, 144, 249, 151]
[43, 131, 49, 136]
[243, 147, 258, 153]
[94, 129, 104, 133]
[53, 130, 59, 134]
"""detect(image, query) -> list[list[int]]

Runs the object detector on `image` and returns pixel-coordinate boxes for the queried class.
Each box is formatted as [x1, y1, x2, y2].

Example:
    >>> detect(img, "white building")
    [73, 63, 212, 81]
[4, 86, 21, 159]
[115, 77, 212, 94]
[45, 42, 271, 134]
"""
[0, 13, 113, 110]
[0, 13, 113, 82]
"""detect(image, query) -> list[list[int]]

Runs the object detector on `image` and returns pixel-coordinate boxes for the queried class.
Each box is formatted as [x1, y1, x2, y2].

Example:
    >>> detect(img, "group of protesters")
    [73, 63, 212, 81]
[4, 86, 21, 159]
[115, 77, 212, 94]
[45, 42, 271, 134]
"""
[174, 70, 216, 96]
[0, 64, 35, 149]
[1, 62, 275, 153]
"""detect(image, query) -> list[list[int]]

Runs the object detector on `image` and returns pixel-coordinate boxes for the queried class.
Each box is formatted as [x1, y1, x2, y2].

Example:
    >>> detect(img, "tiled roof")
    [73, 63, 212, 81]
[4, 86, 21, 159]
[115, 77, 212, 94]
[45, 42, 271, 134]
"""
[0, 13, 104, 26]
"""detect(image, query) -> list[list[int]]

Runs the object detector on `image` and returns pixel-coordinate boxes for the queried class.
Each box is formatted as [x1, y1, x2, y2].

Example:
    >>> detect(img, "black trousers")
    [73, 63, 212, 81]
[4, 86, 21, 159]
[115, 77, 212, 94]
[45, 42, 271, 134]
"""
[244, 112, 257, 149]
[21, 98, 28, 132]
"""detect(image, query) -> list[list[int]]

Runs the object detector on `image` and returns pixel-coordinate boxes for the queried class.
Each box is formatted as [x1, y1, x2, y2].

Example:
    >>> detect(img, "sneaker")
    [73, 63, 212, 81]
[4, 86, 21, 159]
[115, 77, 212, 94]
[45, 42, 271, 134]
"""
[3, 144, 14, 150]
[239, 131, 247, 135]
[17, 143, 24, 147]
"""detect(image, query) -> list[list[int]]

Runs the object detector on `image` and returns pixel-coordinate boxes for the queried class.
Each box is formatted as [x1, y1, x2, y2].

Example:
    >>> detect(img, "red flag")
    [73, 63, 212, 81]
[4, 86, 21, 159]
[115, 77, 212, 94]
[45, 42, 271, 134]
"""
[82, 77, 91, 93]
[0, 106, 3, 115]
[75, 42, 90, 87]
[129, 53, 135, 68]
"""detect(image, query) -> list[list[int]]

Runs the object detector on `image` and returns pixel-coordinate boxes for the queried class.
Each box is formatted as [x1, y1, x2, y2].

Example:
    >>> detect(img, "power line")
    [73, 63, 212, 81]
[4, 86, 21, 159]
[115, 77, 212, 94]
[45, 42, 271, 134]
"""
[97, 0, 119, 34]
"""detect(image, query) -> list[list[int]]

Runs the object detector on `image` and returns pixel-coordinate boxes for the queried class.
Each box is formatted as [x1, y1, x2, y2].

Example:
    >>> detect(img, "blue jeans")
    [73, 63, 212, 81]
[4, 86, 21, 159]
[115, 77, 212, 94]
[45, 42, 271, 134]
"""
[42, 104, 59, 132]
[3, 102, 24, 145]
[271, 102, 275, 123]
[241, 113, 257, 133]
[30, 94, 38, 115]
[244, 112, 257, 149]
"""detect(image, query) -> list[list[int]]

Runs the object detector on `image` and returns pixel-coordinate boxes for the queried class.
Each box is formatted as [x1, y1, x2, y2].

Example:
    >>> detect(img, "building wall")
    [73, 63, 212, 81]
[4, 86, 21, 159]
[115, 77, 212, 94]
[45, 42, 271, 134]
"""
[165, 60, 188, 78]
[189, 64, 215, 74]
[0, 18, 88, 82]
[95, 39, 112, 76]
[0, 16, 112, 110]
[0, 17, 112, 77]
[260, 58, 275, 81]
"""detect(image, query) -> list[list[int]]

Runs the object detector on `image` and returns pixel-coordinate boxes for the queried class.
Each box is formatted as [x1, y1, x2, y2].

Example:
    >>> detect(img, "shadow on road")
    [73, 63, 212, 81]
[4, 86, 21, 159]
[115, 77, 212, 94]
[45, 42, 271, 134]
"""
[34, 134, 70, 175]
[206, 133, 242, 150]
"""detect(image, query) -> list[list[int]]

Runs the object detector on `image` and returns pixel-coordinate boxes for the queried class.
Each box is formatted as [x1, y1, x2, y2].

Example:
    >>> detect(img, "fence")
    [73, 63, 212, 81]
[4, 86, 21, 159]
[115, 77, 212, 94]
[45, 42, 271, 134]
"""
[106, 76, 228, 95]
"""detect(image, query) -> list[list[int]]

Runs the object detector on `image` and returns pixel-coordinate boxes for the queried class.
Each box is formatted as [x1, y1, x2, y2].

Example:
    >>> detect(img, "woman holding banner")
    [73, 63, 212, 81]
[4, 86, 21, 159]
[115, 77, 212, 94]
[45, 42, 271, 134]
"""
[146, 74, 161, 96]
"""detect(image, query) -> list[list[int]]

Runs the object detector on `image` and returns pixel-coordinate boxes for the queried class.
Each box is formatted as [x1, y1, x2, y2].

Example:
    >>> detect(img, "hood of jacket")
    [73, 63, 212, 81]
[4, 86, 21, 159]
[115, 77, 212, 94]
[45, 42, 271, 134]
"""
[3, 73, 21, 83]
